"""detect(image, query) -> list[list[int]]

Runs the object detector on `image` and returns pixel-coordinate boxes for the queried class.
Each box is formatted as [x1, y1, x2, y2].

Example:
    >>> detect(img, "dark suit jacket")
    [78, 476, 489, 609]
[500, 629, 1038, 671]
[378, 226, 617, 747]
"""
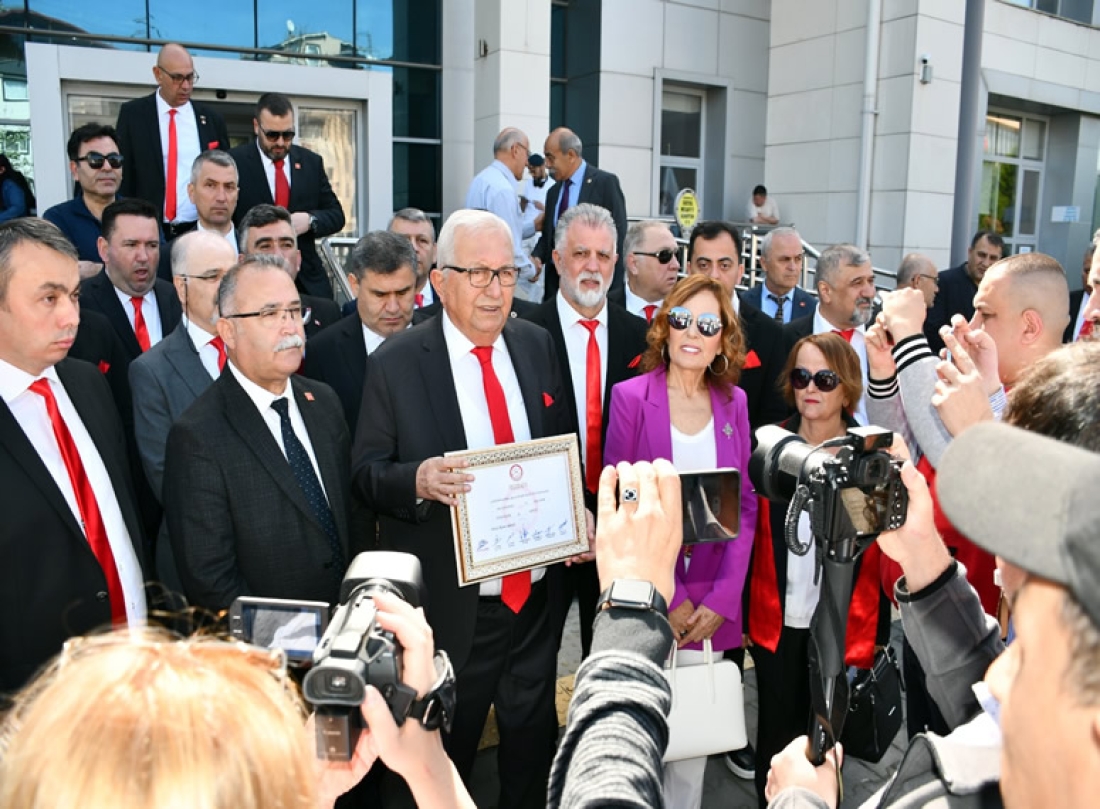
[741, 283, 816, 323]
[301, 294, 342, 338]
[924, 263, 977, 354]
[0, 359, 146, 694]
[69, 308, 133, 426]
[738, 301, 794, 431]
[115, 93, 229, 218]
[417, 296, 538, 321]
[230, 141, 346, 299]
[351, 316, 570, 670]
[533, 164, 629, 298]
[1065, 288, 1088, 343]
[79, 270, 183, 361]
[163, 371, 353, 611]
[522, 299, 647, 509]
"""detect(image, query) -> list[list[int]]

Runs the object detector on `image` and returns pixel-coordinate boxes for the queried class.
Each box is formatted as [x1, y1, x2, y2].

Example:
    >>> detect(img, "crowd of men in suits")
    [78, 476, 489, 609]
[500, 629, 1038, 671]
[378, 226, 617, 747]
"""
[4, 38, 1099, 809]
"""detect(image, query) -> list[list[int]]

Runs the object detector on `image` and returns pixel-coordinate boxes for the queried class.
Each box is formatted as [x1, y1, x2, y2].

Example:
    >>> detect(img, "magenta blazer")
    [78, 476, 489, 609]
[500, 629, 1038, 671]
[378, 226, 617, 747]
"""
[604, 366, 758, 651]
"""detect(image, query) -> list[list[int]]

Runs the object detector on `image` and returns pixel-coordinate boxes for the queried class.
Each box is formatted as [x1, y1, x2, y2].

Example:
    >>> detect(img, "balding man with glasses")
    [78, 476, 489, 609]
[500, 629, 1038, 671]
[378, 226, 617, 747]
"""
[353, 209, 571, 807]
[116, 44, 229, 242]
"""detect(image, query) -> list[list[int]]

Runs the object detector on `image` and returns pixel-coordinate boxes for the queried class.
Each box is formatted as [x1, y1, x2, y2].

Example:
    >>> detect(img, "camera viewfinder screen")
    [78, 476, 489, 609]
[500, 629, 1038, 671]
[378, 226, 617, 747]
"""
[680, 469, 741, 544]
[243, 605, 323, 660]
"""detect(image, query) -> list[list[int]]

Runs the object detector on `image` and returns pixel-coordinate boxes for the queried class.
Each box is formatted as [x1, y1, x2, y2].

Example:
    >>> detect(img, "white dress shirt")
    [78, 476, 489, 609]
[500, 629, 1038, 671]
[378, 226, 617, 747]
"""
[112, 284, 164, 347]
[184, 316, 222, 379]
[811, 306, 869, 425]
[362, 323, 401, 355]
[155, 92, 200, 224]
[623, 284, 661, 321]
[257, 140, 293, 200]
[0, 360, 146, 624]
[226, 362, 330, 503]
[197, 221, 238, 253]
[440, 311, 543, 595]
[556, 292, 608, 465]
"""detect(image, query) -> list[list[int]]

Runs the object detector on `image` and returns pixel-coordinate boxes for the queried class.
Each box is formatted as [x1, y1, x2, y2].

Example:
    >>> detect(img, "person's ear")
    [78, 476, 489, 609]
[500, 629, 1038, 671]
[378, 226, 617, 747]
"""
[1020, 308, 1043, 345]
[216, 317, 236, 350]
[817, 280, 832, 304]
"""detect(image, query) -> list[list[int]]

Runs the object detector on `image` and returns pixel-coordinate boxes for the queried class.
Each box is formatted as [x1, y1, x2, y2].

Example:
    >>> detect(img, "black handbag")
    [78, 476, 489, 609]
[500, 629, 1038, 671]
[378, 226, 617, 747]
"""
[840, 646, 903, 763]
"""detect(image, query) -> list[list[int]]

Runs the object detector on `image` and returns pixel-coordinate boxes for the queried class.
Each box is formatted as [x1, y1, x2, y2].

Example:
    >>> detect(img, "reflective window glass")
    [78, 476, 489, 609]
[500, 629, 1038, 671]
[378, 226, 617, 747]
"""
[147, 1, 255, 52]
[385, 66, 440, 140]
[658, 167, 697, 217]
[661, 91, 702, 159]
[356, 0, 439, 64]
[979, 161, 1017, 237]
[1022, 119, 1046, 161]
[297, 107, 357, 236]
[393, 142, 440, 217]
[985, 114, 1021, 159]
[27, 0, 149, 46]
[257, 0, 353, 58]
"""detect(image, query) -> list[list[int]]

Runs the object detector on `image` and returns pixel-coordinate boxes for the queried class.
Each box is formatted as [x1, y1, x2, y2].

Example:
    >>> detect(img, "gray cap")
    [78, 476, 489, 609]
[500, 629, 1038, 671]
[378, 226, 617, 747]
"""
[938, 421, 1100, 627]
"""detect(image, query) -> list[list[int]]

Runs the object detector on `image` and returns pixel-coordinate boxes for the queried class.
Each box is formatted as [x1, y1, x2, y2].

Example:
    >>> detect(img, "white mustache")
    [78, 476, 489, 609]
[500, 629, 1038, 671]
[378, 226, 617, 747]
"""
[275, 334, 304, 352]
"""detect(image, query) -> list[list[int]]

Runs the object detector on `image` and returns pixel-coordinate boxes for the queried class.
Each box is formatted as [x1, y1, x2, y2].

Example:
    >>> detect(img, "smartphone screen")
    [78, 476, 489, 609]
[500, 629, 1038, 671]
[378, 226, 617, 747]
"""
[679, 468, 741, 544]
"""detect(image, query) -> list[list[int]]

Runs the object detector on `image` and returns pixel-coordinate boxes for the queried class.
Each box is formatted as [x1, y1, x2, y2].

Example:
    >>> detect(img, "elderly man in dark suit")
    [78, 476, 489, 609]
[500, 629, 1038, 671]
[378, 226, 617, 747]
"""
[129, 231, 236, 591]
[353, 209, 571, 807]
[231, 94, 345, 300]
[533, 127, 628, 301]
[163, 255, 353, 612]
[741, 226, 816, 324]
[523, 203, 647, 657]
[0, 219, 146, 695]
[115, 43, 229, 241]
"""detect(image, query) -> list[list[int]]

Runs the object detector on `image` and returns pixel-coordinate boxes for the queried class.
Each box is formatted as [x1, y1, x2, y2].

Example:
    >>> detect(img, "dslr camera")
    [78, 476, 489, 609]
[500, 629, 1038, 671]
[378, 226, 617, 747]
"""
[749, 425, 907, 560]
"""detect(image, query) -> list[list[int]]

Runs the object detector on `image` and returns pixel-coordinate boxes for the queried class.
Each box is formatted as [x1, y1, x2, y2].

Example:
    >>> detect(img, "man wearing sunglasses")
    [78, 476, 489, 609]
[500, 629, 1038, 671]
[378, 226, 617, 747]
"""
[231, 93, 346, 301]
[613, 220, 681, 322]
[116, 44, 229, 241]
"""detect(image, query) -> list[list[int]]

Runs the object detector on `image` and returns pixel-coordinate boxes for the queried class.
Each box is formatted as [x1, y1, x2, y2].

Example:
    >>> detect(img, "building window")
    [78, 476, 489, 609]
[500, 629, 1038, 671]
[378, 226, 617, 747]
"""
[658, 88, 704, 217]
[980, 111, 1047, 254]
[1001, 0, 1093, 24]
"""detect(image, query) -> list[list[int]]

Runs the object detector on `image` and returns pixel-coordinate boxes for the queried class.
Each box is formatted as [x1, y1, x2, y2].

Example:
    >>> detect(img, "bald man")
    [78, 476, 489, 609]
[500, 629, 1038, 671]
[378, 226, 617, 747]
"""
[116, 43, 230, 240]
[895, 253, 939, 309]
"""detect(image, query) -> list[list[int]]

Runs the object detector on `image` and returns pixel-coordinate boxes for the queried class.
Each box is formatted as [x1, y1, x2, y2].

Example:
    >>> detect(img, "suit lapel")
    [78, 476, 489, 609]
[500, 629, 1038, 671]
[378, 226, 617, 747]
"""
[339, 316, 368, 382]
[418, 317, 468, 450]
[541, 306, 577, 428]
[642, 367, 674, 461]
[604, 306, 641, 416]
[287, 145, 303, 211]
[164, 324, 216, 399]
[503, 321, 547, 439]
[88, 273, 143, 358]
[293, 377, 348, 552]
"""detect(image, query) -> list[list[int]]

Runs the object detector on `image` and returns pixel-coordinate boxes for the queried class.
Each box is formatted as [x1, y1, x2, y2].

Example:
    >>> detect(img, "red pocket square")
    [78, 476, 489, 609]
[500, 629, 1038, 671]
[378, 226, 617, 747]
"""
[742, 349, 761, 370]
[97, 360, 110, 374]
[628, 354, 641, 369]
[543, 392, 554, 407]
[207, 141, 220, 149]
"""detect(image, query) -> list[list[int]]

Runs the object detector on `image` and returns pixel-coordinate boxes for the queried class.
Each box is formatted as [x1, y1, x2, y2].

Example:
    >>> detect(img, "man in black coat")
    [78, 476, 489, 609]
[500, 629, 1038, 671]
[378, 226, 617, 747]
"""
[231, 93, 345, 299]
[0, 219, 147, 695]
[533, 127, 629, 301]
[115, 44, 229, 240]
[923, 230, 1004, 353]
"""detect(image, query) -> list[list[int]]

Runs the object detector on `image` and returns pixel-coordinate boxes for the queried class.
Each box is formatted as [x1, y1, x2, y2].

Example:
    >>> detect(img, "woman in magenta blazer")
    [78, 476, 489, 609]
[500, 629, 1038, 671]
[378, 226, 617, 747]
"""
[604, 274, 758, 809]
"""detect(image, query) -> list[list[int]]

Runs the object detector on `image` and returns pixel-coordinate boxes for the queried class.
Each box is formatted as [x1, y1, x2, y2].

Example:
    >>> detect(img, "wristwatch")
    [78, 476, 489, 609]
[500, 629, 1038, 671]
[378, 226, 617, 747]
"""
[596, 579, 668, 616]
[307, 214, 318, 233]
[406, 650, 456, 732]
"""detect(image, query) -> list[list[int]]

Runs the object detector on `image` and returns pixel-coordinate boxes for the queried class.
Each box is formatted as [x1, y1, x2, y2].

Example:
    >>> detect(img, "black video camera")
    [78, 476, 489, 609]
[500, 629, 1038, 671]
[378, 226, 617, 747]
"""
[300, 551, 427, 761]
[749, 425, 907, 561]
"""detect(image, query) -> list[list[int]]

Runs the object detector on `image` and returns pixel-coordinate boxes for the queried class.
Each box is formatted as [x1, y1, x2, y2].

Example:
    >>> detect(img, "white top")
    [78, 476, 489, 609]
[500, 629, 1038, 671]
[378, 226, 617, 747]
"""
[155, 92, 199, 224]
[256, 140, 293, 201]
[670, 418, 716, 574]
[521, 175, 554, 249]
[464, 159, 534, 278]
[440, 311, 542, 594]
[623, 284, 661, 321]
[225, 362, 329, 504]
[197, 221, 238, 253]
[556, 292, 608, 466]
[360, 321, 412, 356]
[784, 510, 820, 628]
[112, 284, 164, 347]
[0, 360, 147, 624]
[811, 306, 868, 425]
[1072, 291, 1090, 341]
[746, 195, 779, 223]
[183, 317, 222, 380]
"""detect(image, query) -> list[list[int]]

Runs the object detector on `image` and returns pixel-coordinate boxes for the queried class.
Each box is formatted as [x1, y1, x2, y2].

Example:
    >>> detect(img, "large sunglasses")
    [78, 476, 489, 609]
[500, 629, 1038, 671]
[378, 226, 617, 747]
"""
[633, 248, 677, 265]
[789, 367, 840, 392]
[667, 306, 722, 337]
[77, 151, 124, 170]
[260, 127, 296, 142]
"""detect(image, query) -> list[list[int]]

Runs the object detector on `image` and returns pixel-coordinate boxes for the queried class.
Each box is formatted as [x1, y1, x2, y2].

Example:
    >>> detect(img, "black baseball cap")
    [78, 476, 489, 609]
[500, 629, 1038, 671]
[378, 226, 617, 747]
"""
[938, 422, 1100, 626]
[527, 153, 545, 167]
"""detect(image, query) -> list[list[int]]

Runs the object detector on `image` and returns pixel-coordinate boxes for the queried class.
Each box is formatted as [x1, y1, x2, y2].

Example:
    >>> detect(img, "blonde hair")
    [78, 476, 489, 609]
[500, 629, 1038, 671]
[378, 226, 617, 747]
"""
[0, 629, 315, 809]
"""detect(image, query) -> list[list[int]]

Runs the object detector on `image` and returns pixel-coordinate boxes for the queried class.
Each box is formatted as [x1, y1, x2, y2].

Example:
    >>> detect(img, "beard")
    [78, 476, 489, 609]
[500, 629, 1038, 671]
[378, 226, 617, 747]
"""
[850, 298, 875, 327]
[562, 270, 607, 310]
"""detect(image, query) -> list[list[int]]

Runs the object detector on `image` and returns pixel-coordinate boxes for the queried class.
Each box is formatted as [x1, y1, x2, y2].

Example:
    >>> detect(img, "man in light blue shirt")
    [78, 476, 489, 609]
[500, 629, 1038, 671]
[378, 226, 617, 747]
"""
[465, 128, 537, 299]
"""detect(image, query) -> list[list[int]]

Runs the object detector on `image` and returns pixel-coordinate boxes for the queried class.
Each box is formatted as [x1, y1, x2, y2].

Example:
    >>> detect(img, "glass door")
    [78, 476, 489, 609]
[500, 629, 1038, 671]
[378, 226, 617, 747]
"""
[979, 111, 1046, 255]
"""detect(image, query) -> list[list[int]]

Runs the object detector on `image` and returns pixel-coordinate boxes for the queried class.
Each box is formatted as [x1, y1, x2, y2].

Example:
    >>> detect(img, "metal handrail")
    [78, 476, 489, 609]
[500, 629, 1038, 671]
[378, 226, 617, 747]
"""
[318, 236, 358, 307]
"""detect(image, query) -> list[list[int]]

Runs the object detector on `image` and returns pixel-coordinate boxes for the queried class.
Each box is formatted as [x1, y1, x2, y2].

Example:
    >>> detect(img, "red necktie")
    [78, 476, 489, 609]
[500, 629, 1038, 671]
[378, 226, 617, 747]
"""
[415, 293, 424, 308]
[1079, 320, 1094, 340]
[556, 177, 572, 223]
[209, 335, 227, 371]
[274, 159, 290, 208]
[580, 320, 602, 494]
[165, 109, 178, 222]
[472, 346, 530, 613]
[833, 328, 855, 343]
[30, 379, 126, 625]
[642, 304, 657, 324]
[131, 296, 151, 352]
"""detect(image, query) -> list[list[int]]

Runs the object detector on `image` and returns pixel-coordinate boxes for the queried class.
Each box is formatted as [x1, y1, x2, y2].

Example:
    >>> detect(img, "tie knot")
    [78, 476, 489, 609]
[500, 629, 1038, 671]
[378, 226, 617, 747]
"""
[580, 319, 599, 336]
[270, 397, 290, 418]
[131, 295, 144, 309]
[472, 346, 494, 366]
[768, 294, 787, 304]
[274, 158, 284, 169]
[168, 109, 177, 118]
[29, 378, 52, 399]
[209, 335, 224, 350]
[833, 328, 856, 342]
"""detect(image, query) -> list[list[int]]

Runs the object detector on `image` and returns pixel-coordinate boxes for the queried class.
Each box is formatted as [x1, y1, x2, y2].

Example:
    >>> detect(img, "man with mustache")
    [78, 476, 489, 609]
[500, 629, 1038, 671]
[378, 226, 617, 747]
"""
[0, 218, 147, 695]
[785, 243, 877, 423]
[162, 254, 353, 611]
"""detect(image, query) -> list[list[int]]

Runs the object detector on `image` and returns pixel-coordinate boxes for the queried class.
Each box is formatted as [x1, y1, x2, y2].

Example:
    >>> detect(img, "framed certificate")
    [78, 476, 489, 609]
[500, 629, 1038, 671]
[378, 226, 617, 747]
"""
[445, 434, 588, 586]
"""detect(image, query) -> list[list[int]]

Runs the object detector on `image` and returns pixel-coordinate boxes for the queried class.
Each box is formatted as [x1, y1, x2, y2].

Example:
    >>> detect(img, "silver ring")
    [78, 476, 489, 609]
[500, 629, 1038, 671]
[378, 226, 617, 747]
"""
[621, 487, 639, 503]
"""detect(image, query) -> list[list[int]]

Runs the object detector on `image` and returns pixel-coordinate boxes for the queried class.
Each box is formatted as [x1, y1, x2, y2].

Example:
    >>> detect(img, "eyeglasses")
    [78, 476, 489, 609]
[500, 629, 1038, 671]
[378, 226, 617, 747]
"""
[179, 269, 228, 283]
[442, 265, 519, 288]
[260, 128, 296, 142]
[789, 367, 841, 393]
[919, 274, 939, 286]
[76, 152, 124, 170]
[157, 68, 199, 85]
[633, 249, 677, 265]
[223, 305, 310, 326]
[667, 306, 722, 337]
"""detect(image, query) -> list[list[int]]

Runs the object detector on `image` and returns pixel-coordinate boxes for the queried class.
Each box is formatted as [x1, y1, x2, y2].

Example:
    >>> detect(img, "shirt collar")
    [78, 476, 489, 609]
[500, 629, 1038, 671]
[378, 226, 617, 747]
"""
[0, 358, 59, 406]
[183, 314, 218, 344]
[490, 159, 518, 189]
[441, 310, 505, 362]
[812, 305, 866, 337]
[226, 360, 289, 411]
[624, 283, 660, 312]
[556, 291, 608, 330]
[155, 91, 191, 116]
[729, 290, 741, 315]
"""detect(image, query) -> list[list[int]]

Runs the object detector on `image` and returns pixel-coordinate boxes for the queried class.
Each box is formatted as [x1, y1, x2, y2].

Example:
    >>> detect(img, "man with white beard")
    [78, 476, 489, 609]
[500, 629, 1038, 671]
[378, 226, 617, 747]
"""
[163, 254, 353, 612]
[524, 203, 648, 656]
